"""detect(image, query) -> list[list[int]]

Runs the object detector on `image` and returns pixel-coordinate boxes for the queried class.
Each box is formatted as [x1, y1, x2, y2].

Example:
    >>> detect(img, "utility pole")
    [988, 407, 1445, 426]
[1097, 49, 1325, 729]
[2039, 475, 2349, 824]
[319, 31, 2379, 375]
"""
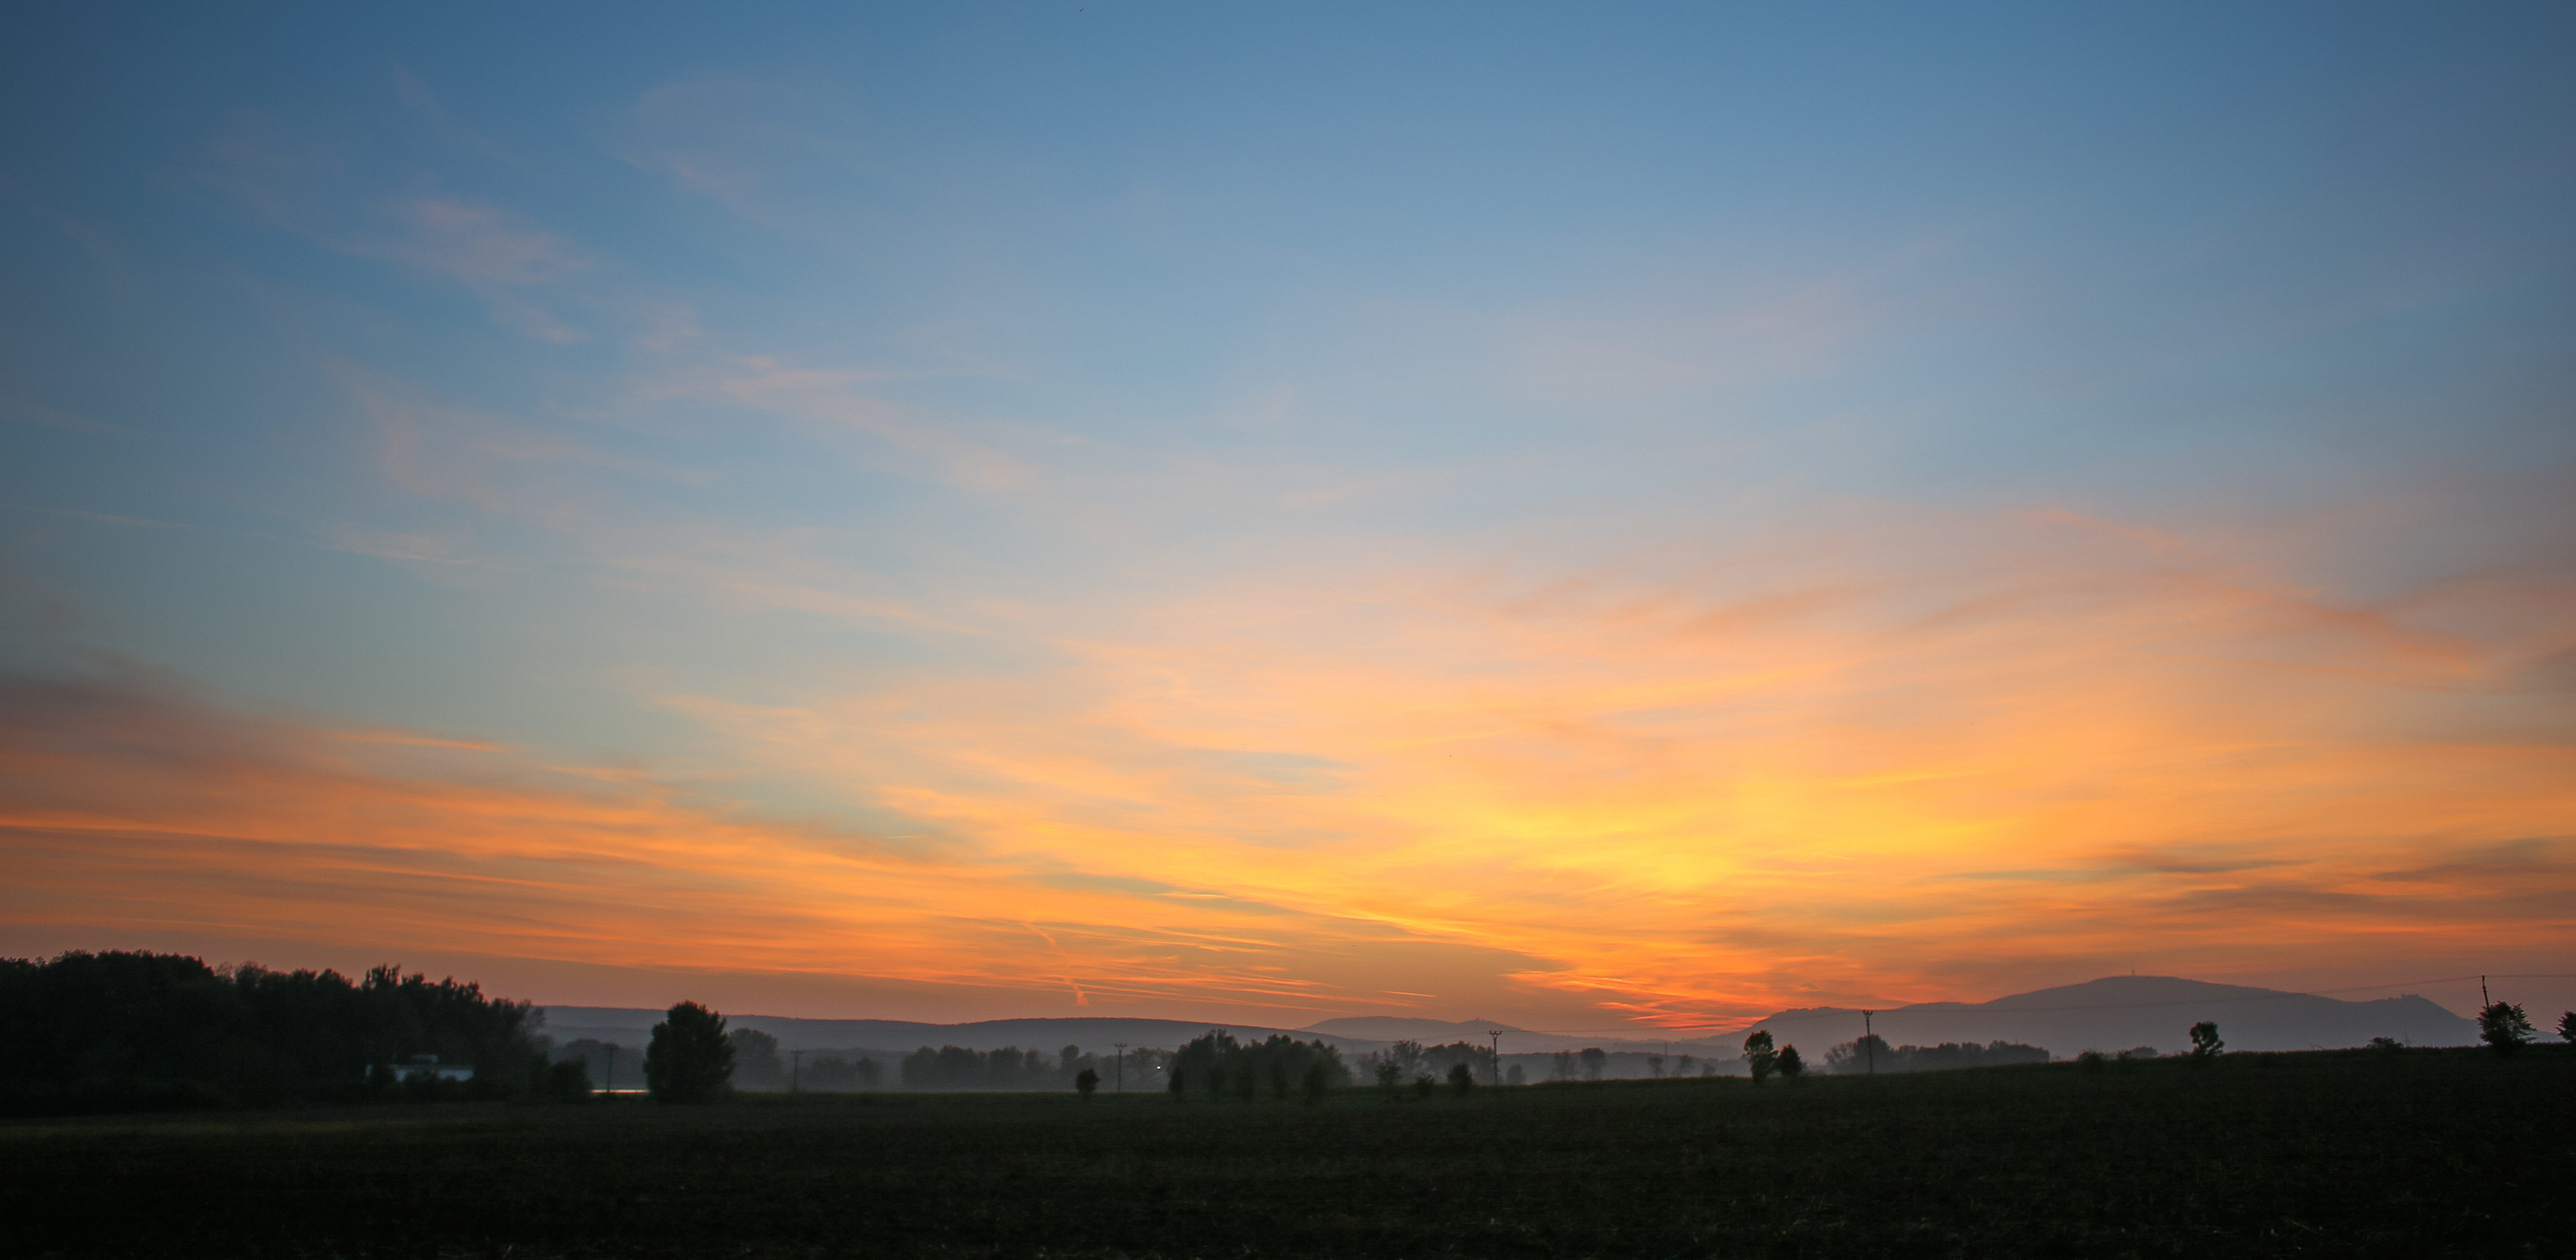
[1862, 1011, 1876, 1074]
[791, 1049, 803, 1093]
[1487, 1031, 1506, 1086]
[1113, 1043, 1127, 1094]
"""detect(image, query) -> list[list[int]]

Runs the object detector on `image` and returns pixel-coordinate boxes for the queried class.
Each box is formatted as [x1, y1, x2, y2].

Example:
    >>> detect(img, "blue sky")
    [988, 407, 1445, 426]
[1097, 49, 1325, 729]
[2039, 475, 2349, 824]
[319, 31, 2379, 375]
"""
[3, 3, 2571, 1024]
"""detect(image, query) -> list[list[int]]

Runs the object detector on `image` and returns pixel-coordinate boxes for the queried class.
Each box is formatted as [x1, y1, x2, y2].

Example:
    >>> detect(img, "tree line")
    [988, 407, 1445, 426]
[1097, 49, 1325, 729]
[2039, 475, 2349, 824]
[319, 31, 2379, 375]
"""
[0, 951, 585, 1115]
[1821, 1036, 2053, 1074]
[1168, 1030, 1351, 1102]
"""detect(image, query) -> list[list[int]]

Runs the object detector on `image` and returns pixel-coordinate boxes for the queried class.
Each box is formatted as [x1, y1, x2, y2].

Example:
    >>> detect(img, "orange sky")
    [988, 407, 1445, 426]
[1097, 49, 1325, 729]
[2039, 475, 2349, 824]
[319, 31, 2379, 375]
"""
[8, 501, 2569, 1027]
[6, 10, 2574, 1032]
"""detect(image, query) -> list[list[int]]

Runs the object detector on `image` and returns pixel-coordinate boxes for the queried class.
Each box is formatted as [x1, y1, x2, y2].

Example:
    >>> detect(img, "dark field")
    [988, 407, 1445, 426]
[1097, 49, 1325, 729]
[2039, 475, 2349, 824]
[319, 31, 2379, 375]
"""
[4, 1047, 2568, 1259]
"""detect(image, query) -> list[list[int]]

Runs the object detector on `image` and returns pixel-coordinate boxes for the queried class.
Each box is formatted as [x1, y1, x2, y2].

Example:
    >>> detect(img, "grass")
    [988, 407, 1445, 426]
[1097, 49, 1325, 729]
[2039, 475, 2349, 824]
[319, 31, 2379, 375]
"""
[2, 1046, 2567, 1259]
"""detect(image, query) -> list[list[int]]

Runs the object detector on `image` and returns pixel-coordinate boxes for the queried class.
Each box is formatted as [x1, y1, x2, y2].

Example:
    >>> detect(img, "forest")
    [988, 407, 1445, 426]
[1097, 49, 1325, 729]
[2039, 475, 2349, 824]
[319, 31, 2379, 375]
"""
[0, 950, 581, 1115]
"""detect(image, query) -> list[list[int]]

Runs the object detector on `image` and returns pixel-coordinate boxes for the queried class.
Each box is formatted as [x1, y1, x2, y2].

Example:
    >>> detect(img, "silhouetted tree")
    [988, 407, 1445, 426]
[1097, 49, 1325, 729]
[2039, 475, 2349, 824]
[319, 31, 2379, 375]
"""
[727, 1027, 785, 1090]
[645, 1001, 734, 1102]
[1579, 1046, 1607, 1081]
[1550, 1050, 1576, 1081]
[1776, 1044, 1804, 1081]
[1824, 1036, 1892, 1075]
[1168, 1066, 1186, 1101]
[1075, 1067, 1099, 1099]
[2559, 1011, 2576, 1044]
[534, 1056, 592, 1100]
[1447, 1061, 1475, 1097]
[1411, 1073, 1437, 1100]
[1374, 1060, 1403, 1100]
[1505, 1063, 1527, 1087]
[2187, 1021, 2223, 1061]
[2478, 1002, 2534, 1055]
[801, 1055, 882, 1091]
[1743, 1030, 1777, 1084]
[1302, 1061, 1330, 1104]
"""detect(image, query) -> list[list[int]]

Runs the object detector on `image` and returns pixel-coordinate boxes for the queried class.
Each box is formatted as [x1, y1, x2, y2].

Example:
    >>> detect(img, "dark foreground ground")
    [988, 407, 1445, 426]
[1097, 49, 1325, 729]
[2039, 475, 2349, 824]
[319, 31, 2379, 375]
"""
[3, 1046, 2568, 1259]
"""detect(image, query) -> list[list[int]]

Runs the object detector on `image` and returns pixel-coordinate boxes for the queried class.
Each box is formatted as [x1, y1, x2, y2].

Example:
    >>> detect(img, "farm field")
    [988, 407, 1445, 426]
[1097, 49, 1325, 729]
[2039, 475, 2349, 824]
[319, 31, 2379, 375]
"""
[4, 1047, 2567, 1259]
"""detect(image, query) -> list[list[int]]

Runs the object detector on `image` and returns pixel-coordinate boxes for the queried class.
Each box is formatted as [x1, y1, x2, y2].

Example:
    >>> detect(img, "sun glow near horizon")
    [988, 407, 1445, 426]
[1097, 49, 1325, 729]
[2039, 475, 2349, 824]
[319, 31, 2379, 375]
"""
[2, 4, 2571, 1029]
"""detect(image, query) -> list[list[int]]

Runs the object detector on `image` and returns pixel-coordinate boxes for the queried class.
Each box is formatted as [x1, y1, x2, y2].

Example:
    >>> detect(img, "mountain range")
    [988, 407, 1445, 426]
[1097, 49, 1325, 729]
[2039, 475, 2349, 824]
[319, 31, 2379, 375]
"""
[543, 975, 2479, 1061]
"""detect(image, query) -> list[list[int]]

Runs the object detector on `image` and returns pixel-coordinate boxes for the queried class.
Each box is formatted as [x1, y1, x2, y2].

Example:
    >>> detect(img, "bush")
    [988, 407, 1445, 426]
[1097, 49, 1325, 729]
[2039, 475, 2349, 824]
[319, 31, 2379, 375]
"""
[2076, 1050, 2107, 1074]
[2478, 1003, 2534, 1056]
[1447, 1061, 1474, 1097]
[2187, 1022, 2224, 1062]
[1075, 1067, 1099, 1100]
[1776, 1045, 1804, 1082]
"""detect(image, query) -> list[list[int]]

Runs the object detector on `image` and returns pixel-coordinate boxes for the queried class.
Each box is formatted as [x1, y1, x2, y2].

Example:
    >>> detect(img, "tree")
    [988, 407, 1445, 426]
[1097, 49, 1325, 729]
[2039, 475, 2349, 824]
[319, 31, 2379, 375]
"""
[1168, 1066, 1186, 1102]
[1776, 1045, 1804, 1082]
[2478, 1002, 2534, 1056]
[1744, 1030, 1777, 1084]
[2368, 1036, 2402, 1056]
[1374, 1060, 1403, 1100]
[1447, 1061, 1475, 1097]
[2559, 1010, 2576, 1044]
[1579, 1046, 1607, 1081]
[1302, 1061, 1330, 1104]
[1075, 1067, 1099, 1100]
[645, 1001, 734, 1103]
[1505, 1063, 1526, 1087]
[2187, 1022, 2223, 1061]
[727, 1027, 784, 1090]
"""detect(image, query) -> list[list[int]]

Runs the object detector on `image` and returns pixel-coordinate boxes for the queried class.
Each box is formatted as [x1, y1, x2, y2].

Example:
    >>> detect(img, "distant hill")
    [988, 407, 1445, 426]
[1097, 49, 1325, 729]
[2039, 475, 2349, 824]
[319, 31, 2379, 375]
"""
[1301, 1017, 1524, 1044]
[1732, 975, 2477, 1058]
[547, 975, 2479, 1062]
[540, 1009, 1382, 1055]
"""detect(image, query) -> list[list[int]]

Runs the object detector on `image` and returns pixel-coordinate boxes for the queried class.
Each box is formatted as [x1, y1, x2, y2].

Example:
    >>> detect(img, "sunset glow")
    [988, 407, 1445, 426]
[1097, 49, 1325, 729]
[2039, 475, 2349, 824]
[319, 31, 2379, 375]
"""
[4, 5, 2570, 1029]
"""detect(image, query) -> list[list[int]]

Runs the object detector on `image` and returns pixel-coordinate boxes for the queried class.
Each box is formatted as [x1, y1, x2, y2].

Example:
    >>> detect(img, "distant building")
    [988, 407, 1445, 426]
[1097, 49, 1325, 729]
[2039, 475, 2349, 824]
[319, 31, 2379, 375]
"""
[397, 1054, 474, 1082]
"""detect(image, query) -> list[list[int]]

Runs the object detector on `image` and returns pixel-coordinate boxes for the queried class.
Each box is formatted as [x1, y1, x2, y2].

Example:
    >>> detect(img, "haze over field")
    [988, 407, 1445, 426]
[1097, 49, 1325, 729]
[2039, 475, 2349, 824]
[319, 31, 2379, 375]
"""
[4, 4, 2572, 1033]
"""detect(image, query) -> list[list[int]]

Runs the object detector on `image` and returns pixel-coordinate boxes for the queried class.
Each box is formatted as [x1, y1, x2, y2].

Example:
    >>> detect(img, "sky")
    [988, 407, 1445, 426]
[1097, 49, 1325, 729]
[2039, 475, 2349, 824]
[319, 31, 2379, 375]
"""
[3, 2, 2571, 1032]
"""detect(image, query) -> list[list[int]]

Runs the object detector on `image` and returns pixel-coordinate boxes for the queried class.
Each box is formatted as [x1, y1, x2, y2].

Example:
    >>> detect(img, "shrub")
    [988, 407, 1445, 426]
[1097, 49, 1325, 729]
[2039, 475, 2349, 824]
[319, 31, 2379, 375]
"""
[1302, 1061, 1329, 1105]
[2187, 1022, 2223, 1062]
[2076, 1050, 2107, 1074]
[2368, 1036, 2402, 1057]
[1074, 1067, 1099, 1099]
[2478, 1003, 2534, 1056]
[1776, 1045, 1804, 1082]
[1447, 1061, 1475, 1097]
[1411, 1074, 1437, 1100]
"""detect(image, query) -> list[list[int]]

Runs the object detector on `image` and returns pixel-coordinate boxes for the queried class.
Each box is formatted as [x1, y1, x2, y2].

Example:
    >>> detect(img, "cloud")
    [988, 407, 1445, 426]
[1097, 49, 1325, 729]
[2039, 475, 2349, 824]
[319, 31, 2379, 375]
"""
[195, 113, 590, 341]
[0, 663, 1555, 1023]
